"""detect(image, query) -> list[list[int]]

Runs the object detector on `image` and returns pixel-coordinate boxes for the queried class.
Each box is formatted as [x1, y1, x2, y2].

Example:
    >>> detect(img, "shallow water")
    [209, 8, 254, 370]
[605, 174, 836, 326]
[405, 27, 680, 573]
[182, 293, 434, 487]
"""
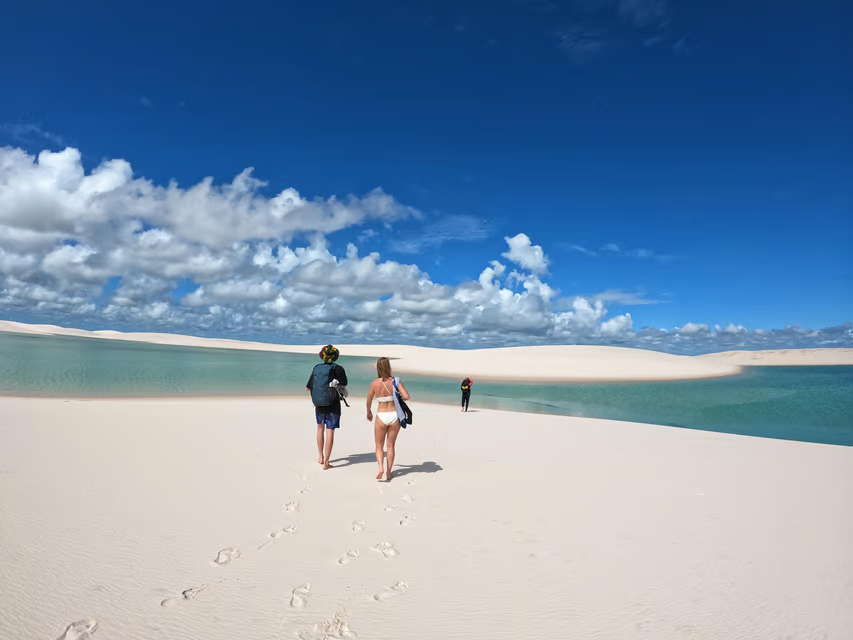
[1, 331, 851, 446]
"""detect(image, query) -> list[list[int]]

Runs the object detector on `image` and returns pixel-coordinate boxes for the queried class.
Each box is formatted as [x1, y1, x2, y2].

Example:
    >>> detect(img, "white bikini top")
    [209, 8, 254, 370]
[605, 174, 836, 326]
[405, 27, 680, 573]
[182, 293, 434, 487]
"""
[376, 380, 395, 403]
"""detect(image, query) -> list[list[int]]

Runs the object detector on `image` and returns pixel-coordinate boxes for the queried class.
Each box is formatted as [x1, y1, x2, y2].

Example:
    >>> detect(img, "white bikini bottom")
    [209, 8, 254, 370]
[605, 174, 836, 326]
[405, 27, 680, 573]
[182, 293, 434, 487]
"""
[376, 411, 399, 426]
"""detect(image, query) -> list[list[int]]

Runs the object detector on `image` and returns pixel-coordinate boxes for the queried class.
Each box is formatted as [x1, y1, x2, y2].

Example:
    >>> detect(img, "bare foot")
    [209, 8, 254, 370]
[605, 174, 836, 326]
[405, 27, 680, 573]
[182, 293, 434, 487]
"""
[384, 471, 392, 482]
[318, 456, 324, 465]
[323, 463, 331, 470]
[376, 470, 384, 480]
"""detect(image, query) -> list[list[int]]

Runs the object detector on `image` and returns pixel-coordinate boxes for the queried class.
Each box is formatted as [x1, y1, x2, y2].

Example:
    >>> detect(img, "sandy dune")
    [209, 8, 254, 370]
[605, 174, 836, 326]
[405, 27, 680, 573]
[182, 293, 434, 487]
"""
[0, 320, 742, 381]
[3, 320, 852, 382]
[1, 396, 851, 640]
[699, 348, 853, 366]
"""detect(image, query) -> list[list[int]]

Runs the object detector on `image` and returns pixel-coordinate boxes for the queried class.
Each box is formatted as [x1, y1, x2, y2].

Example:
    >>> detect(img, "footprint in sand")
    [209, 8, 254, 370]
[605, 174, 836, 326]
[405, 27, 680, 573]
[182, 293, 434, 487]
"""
[400, 494, 413, 503]
[352, 520, 366, 532]
[258, 525, 297, 550]
[373, 581, 409, 601]
[290, 583, 311, 608]
[399, 515, 415, 527]
[56, 619, 99, 640]
[299, 486, 312, 494]
[337, 549, 360, 565]
[160, 585, 207, 607]
[297, 610, 357, 640]
[272, 524, 297, 538]
[214, 547, 240, 566]
[283, 501, 299, 512]
[370, 542, 399, 558]
[384, 504, 398, 512]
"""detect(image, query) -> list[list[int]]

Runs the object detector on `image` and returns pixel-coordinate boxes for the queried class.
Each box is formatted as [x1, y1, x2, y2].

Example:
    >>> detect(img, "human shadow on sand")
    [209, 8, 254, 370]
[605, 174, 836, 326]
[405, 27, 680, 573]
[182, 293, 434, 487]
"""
[392, 461, 443, 478]
[329, 452, 376, 467]
[329, 454, 443, 477]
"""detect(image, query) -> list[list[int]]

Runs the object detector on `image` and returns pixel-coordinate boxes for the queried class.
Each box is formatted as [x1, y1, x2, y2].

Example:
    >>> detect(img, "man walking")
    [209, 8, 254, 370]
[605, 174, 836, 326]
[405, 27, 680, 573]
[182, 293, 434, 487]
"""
[306, 345, 348, 469]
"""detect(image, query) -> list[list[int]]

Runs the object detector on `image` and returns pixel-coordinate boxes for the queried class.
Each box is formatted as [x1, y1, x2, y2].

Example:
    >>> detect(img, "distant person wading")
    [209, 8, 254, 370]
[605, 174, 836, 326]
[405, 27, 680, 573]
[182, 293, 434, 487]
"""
[306, 345, 348, 470]
[461, 377, 473, 412]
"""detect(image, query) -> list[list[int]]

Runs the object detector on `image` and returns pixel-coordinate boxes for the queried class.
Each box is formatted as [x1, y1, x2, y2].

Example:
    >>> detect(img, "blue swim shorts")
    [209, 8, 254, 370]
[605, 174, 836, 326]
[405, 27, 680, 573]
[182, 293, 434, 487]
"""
[315, 411, 341, 429]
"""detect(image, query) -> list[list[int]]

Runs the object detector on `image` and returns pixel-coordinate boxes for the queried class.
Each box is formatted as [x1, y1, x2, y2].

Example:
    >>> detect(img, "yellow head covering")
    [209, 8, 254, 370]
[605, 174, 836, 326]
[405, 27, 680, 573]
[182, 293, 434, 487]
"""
[319, 344, 340, 364]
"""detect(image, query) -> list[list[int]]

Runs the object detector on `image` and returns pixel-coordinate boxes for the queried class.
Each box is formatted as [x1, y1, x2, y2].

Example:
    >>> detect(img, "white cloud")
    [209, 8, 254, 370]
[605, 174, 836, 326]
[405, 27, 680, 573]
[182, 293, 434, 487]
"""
[588, 289, 661, 306]
[565, 243, 598, 256]
[252, 239, 337, 274]
[184, 280, 279, 306]
[0, 147, 417, 250]
[0, 145, 849, 354]
[564, 242, 671, 261]
[396, 214, 490, 254]
[598, 312, 633, 337]
[677, 322, 710, 335]
[502, 233, 549, 274]
[554, 297, 608, 333]
[718, 323, 748, 335]
[0, 123, 64, 146]
[42, 244, 109, 284]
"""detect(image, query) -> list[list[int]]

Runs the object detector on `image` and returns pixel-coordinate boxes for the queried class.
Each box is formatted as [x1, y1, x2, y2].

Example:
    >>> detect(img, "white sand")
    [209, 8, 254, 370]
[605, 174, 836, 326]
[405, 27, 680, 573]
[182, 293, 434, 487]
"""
[0, 320, 743, 381]
[1, 396, 851, 640]
[699, 348, 853, 367]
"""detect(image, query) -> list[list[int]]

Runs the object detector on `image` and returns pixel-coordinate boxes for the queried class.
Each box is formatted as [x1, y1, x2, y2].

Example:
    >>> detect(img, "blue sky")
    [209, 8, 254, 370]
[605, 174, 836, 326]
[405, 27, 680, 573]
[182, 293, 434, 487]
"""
[0, 0, 850, 352]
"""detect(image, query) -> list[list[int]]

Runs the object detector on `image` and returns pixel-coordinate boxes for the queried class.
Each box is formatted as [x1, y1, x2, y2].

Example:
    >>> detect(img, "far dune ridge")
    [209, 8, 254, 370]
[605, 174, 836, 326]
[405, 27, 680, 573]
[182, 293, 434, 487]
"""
[5, 319, 853, 378]
[0, 320, 741, 381]
[699, 348, 853, 367]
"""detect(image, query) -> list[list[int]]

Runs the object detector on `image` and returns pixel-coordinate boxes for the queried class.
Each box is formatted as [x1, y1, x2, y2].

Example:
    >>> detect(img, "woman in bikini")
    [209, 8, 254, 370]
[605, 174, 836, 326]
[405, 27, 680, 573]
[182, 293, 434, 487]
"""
[366, 357, 411, 482]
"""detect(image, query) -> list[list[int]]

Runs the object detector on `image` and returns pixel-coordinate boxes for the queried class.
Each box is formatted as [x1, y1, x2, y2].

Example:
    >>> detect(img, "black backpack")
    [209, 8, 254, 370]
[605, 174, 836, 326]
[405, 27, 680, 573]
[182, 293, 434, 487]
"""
[310, 363, 336, 407]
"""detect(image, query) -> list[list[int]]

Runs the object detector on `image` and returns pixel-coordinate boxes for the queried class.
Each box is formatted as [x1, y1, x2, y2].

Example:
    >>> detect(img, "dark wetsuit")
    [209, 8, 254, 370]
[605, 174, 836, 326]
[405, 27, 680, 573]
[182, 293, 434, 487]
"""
[461, 379, 472, 411]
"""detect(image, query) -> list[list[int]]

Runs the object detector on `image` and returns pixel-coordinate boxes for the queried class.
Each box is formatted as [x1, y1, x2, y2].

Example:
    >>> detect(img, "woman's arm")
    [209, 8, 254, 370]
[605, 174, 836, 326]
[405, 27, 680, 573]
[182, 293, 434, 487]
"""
[366, 382, 375, 421]
[397, 380, 411, 401]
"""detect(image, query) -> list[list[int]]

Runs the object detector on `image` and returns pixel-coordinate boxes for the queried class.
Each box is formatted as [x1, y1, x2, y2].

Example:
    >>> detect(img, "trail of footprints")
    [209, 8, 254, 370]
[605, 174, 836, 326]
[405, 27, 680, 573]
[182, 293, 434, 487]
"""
[159, 470, 419, 631]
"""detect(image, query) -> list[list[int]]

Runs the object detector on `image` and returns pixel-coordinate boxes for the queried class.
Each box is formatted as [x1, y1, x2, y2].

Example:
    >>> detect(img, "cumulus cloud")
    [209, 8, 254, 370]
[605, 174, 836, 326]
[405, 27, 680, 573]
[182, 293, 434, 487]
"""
[502, 233, 549, 274]
[599, 312, 633, 337]
[718, 323, 747, 335]
[676, 322, 709, 335]
[0, 145, 849, 354]
[0, 147, 417, 249]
